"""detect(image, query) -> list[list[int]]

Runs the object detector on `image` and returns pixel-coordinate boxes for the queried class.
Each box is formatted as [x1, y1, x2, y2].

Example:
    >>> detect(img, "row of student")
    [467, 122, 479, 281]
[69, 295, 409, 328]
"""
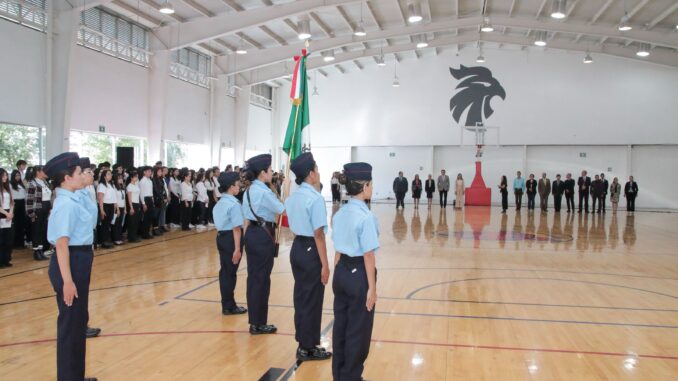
[504, 171, 639, 214]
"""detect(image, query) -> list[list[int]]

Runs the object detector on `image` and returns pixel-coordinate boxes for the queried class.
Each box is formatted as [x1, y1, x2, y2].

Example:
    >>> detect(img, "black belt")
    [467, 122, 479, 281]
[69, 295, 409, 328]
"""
[338, 254, 364, 264]
[294, 235, 314, 241]
[218, 230, 234, 236]
[248, 220, 276, 229]
[69, 245, 94, 250]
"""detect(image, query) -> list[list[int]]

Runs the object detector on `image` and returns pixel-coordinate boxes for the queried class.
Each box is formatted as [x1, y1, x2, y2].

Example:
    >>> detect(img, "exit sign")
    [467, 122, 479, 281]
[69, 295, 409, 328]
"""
[579, 152, 586, 158]
[389, 152, 396, 157]
[98, 125, 106, 133]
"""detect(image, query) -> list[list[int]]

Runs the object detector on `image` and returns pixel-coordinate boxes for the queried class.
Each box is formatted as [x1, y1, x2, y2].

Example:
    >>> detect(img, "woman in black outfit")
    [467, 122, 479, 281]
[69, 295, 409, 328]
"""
[424, 174, 435, 210]
[411, 174, 422, 209]
[152, 166, 167, 236]
[498, 175, 508, 213]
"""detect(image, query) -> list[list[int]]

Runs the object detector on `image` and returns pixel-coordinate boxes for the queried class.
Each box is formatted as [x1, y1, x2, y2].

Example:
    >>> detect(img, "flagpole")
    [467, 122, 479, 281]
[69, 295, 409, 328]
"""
[276, 39, 308, 244]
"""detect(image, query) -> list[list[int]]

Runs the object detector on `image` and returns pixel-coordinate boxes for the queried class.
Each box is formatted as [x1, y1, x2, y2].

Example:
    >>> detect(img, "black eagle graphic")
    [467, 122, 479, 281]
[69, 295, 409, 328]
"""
[449, 65, 506, 127]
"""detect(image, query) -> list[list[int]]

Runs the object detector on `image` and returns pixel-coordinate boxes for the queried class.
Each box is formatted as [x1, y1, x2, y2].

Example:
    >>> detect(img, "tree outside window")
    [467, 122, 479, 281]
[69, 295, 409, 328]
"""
[0, 124, 43, 169]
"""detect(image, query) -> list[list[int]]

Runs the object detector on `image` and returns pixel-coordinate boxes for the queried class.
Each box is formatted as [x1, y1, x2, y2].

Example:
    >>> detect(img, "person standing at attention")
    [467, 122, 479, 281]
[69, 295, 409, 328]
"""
[437, 170, 450, 208]
[392, 171, 408, 209]
[513, 171, 525, 211]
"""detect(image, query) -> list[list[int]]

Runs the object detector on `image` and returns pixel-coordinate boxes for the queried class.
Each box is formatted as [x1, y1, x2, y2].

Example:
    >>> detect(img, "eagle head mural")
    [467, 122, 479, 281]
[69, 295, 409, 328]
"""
[449, 65, 506, 127]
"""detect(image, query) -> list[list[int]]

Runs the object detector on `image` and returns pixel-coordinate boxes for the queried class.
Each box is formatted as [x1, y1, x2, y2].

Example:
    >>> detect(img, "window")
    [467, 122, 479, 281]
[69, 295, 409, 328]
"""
[219, 147, 235, 169]
[170, 48, 211, 88]
[69, 130, 148, 167]
[0, 123, 45, 169]
[77, 7, 150, 67]
[165, 141, 209, 169]
[250, 84, 273, 110]
[0, 0, 47, 32]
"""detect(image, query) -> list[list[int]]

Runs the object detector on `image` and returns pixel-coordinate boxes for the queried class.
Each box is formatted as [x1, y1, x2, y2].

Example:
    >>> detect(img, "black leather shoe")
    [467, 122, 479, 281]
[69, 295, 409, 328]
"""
[34, 250, 48, 261]
[86, 327, 101, 338]
[249, 324, 277, 335]
[223, 306, 247, 315]
[129, 238, 141, 243]
[153, 229, 163, 236]
[3, 262, 13, 267]
[297, 347, 332, 361]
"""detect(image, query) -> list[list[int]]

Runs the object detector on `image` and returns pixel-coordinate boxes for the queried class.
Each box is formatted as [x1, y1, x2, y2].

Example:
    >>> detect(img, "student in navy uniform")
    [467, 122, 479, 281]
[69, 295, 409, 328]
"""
[44, 152, 98, 381]
[332, 162, 379, 381]
[242, 154, 285, 335]
[284, 152, 332, 361]
[213, 172, 248, 315]
[75, 157, 103, 339]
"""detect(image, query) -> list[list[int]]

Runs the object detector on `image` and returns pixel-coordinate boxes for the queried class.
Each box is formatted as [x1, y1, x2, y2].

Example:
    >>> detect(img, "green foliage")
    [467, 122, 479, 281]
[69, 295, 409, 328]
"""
[0, 124, 42, 170]
[166, 141, 186, 168]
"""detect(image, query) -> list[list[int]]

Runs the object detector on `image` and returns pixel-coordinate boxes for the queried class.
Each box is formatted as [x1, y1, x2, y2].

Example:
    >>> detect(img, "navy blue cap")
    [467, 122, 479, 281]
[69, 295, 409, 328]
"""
[79, 157, 91, 169]
[218, 172, 240, 190]
[44, 152, 80, 179]
[343, 162, 372, 181]
[290, 152, 316, 180]
[247, 154, 272, 173]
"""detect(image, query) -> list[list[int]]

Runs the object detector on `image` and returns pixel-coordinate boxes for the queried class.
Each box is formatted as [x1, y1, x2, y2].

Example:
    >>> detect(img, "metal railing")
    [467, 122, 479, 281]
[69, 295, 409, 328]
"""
[77, 25, 151, 67]
[0, 0, 47, 32]
[169, 62, 210, 88]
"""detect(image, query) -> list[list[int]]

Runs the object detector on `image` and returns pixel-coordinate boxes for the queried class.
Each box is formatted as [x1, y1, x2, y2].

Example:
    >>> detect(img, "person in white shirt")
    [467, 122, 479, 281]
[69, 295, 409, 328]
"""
[126, 171, 142, 243]
[168, 168, 181, 228]
[179, 170, 194, 231]
[97, 170, 117, 249]
[10, 169, 29, 248]
[0, 169, 15, 267]
[26, 165, 52, 260]
[194, 173, 209, 230]
[138, 166, 154, 239]
[112, 174, 126, 245]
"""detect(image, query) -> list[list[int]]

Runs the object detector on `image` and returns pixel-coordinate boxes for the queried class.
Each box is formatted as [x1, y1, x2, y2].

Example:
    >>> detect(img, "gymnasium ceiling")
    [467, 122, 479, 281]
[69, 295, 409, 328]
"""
[95, 0, 678, 85]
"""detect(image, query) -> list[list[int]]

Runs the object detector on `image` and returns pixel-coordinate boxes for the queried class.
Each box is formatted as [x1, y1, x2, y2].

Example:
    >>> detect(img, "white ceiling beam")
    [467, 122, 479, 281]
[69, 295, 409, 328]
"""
[508, 0, 517, 17]
[180, 0, 215, 17]
[215, 39, 237, 52]
[353, 60, 363, 70]
[236, 33, 678, 86]
[259, 25, 288, 46]
[220, 0, 245, 12]
[455, 0, 459, 18]
[535, 0, 548, 19]
[336, 5, 356, 32]
[236, 32, 264, 50]
[335, 64, 346, 74]
[110, 0, 162, 26]
[574, 0, 616, 42]
[197, 42, 223, 55]
[626, 0, 650, 21]
[310, 11, 335, 37]
[647, 2, 678, 30]
[396, 0, 408, 24]
[151, 0, 361, 51]
[283, 18, 299, 35]
[366, 0, 382, 29]
[73, 0, 115, 11]
[317, 69, 328, 77]
[219, 15, 678, 74]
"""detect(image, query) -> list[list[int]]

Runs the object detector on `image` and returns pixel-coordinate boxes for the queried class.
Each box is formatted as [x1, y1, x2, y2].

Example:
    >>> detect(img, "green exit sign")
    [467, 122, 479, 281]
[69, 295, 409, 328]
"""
[98, 125, 106, 133]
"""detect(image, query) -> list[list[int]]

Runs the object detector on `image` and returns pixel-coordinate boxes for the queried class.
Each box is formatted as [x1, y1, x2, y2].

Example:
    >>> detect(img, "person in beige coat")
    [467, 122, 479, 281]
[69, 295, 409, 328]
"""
[454, 174, 464, 210]
[538, 173, 551, 212]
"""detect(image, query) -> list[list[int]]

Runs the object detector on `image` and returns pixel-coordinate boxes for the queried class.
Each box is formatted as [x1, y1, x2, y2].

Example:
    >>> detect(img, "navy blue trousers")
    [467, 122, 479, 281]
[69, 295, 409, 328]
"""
[48, 245, 93, 381]
[332, 255, 375, 381]
[291, 236, 324, 349]
[217, 231, 242, 311]
[244, 225, 275, 326]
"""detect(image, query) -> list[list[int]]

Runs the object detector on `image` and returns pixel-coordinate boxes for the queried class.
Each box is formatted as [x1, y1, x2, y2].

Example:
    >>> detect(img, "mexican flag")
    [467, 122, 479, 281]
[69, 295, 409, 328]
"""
[282, 49, 310, 161]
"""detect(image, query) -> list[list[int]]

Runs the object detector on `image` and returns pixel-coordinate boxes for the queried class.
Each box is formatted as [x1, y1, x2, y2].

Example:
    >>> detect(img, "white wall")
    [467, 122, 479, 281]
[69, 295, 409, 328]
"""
[631, 145, 678, 209]
[277, 48, 678, 147]
[69, 46, 149, 137]
[164, 77, 210, 144]
[246, 104, 272, 153]
[0, 20, 46, 127]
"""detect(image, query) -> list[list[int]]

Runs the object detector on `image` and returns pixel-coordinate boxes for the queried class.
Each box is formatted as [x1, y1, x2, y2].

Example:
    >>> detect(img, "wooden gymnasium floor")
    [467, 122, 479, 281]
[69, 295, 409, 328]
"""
[1, 204, 678, 380]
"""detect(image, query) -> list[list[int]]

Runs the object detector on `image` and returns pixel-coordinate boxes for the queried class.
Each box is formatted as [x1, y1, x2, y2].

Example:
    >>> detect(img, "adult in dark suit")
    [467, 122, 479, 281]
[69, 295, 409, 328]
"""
[564, 173, 575, 213]
[591, 174, 602, 213]
[424, 174, 435, 210]
[624, 176, 638, 213]
[600, 173, 609, 213]
[537, 173, 551, 212]
[552, 174, 564, 212]
[577, 170, 591, 213]
[393, 171, 408, 209]
[526, 174, 537, 211]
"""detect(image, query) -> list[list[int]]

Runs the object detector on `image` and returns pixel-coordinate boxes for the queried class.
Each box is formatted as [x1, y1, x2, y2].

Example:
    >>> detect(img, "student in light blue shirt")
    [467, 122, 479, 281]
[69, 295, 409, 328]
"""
[242, 154, 284, 335]
[213, 171, 247, 316]
[331, 162, 379, 381]
[513, 171, 526, 211]
[44, 152, 98, 381]
[284, 152, 331, 362]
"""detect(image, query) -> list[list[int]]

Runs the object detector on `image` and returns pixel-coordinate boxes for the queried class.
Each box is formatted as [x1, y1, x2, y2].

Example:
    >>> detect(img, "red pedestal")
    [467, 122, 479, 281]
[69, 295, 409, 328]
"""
[465, 161, 492, 206]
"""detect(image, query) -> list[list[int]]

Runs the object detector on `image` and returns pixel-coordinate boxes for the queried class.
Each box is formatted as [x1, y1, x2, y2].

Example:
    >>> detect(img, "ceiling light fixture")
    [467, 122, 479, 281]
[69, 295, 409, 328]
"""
[159, 0, 175, 14]
[235, 37, 247, 55]
[415, 34, 429, 48]
[322, 50, 335, 62]
[583, 51, 593, 63]
[376, 48, 386, 66]
[636, 43, 650, 57]
[480, 17, 494, 32]
[297, 19, 311, 40]
[392, 61, 400, 87]
[407, 2, 423, 24]
[534, 31, 547, 47]
[618, 13, 632, 31]
[551, 0, 567, 19]
[355, 2, 367, 36]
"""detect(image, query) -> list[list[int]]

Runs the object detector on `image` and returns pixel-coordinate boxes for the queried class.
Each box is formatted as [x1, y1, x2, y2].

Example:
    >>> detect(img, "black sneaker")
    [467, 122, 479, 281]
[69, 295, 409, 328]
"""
[249, 324, 277, 335]
[86, 327, 101, 338]
[222, 306, 247, 315]
[297, 347, 332, 361]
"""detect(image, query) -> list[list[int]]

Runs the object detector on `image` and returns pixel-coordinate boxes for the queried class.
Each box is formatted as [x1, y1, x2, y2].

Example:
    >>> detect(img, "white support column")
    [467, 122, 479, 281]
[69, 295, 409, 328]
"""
[148, 50, 170, 163]
[210, 75, 235, 167]
[270, 87, 282, 170]
[46, 6, 80, 159]
[234, 86, 251, 165]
